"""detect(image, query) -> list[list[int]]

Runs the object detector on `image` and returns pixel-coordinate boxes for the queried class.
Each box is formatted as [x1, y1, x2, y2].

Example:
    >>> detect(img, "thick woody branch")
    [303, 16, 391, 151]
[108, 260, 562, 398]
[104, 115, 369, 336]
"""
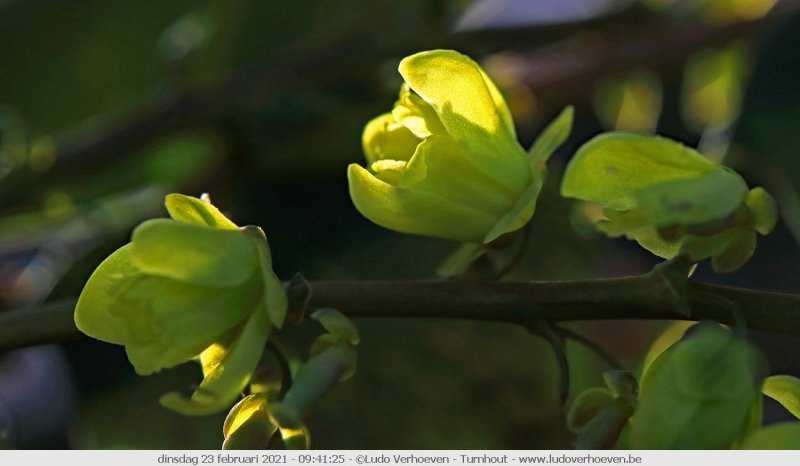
[1, 276, 799, 352]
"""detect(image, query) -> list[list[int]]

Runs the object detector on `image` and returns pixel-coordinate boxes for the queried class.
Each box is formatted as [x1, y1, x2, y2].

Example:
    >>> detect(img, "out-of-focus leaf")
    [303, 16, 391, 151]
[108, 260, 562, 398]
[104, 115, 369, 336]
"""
[593, 70, 662, 134]
[683, 43, 746, 132]
[745, 187, 778, 235]
[566, 388, 614, 432]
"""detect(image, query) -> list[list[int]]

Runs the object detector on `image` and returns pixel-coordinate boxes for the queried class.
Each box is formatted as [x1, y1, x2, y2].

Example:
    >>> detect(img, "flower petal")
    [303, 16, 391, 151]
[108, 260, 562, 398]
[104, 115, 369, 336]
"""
[400, 135, 517, 216]
[165, 193, 239, 229]
[74, 244, 139, 345]
[348, 163, 495, 242]
[399, 50, 528, 186]
[159, 304, 271, 416]
[362, 112, 421, 165]
[562, 132, 718, 210]
[484, 177, 544, 243]
[131, 219, 258, 288]
[119, 273, 260, 375]
[391, 84, 447, 139]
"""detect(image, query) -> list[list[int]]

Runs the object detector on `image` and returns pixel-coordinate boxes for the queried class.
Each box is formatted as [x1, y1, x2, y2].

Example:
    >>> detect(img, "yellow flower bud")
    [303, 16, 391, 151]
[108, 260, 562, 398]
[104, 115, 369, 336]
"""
[348, 49, 571, 244]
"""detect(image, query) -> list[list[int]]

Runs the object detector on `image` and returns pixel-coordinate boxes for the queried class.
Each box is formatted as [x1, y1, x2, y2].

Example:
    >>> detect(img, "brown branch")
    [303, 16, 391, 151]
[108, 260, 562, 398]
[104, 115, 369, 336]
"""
[2, 276, 800, 352]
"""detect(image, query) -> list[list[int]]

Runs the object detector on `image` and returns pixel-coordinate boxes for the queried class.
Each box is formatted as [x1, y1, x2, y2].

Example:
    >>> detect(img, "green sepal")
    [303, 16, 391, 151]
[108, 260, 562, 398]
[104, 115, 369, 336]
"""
[746, 187, 778, 235]
[311, 308, 360, 346]
[573, 400, 635, 450]
[243, 226, 288, 328]
[603, 370, 638, 399]
[222, 393, 277, 450]
[566, 388, 614, 432]
[269, 402, 311, 450]
[436, 243, 485, 278]
[527, 106, 574, 169]
[279, 425, 311, 450]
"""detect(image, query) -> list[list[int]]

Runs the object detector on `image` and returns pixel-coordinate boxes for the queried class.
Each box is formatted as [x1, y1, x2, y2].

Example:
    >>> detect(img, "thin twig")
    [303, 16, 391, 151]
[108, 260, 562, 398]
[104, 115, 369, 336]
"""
[523, 321, 570, 405]
[555, 326, 624, 371]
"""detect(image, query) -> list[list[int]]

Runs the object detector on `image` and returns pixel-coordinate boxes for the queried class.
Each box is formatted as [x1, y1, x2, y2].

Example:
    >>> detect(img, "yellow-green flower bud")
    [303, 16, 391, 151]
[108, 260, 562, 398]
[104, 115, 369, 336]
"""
[630, 323, 764, 449]
[348, 49, 572, 244]
[75, 194, 287, 415]
[561, 133, 777, 272]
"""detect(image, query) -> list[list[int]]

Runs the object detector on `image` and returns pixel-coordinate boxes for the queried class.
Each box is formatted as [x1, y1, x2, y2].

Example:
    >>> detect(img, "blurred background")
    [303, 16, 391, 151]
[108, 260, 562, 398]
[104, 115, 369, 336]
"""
[1, 0, 800, 449]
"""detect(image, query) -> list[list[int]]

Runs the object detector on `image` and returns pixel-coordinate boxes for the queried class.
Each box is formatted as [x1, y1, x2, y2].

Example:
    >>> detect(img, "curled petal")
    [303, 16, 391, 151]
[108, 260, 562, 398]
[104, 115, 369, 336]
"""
[160, 304, 271, 416]
[165, 193, 239, 229]
[400, 135, 518, 216]
[348, 163, 495, 242]
[399, 50, 528, 186]
[362, 112, 421, 165]
[392, 84, 447, 139]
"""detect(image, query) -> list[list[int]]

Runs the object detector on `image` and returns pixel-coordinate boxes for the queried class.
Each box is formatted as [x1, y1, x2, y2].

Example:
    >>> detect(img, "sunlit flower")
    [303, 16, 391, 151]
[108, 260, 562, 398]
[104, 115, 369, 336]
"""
[75, 194, 287, 415]
[348, 49, 571, 244]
